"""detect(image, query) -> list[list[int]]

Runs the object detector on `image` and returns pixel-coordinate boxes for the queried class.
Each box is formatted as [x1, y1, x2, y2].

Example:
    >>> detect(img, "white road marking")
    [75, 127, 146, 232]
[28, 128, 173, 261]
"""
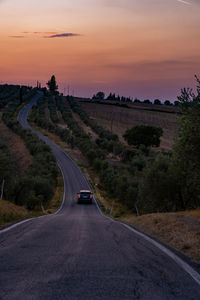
[93, 197, 200, 286]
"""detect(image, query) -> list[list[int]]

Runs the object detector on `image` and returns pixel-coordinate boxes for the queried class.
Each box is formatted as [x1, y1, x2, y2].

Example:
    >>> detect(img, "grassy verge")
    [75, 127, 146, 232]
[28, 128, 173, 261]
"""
[0, 199, 31, 228]
[0, 199, 45, 229]
[122, 211, 200, 263]
[91, 179, 200, 263]
[45, 167, 64, 213]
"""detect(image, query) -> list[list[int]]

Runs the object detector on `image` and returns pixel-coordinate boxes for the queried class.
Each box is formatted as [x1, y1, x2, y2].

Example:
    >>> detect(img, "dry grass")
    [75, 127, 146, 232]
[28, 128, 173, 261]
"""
[80, 101, 179, 151]
[0, 199, 30, 228]
[0, 112, 33, 173]
[123, 211, 200, 263]
[46, 168, 64, 213]
[71, 110, 98, 141]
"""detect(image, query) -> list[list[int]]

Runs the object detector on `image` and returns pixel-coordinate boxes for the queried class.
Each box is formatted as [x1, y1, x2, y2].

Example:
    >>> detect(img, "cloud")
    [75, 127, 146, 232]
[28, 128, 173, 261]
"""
[176, 0, 192, 5]
[176, 0, 200, 5]
[44, 33, 81, 38]
[22, 31, 59, 34]
[9, 35, 25, 38]
[103, 0, 200, 7]
[19, 31, 81, 38]
[107, 58, 200, 72]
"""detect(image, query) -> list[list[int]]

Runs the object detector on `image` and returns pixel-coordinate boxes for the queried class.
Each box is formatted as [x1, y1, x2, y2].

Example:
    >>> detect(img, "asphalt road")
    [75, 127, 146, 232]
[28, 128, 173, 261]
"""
[0, 93, 200, 299]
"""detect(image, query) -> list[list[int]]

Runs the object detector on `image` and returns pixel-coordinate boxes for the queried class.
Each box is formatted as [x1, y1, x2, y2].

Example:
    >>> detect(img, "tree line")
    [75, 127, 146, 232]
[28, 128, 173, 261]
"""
[92, 91, 180, 106]
[1, 87, 58, 210]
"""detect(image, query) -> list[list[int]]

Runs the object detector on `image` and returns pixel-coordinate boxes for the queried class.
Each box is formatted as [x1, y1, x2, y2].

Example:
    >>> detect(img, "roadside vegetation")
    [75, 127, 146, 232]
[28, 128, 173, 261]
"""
[29, 77, 200, 216]
[1, 77, 199, 261]
[27, 76, 200, 261]
[0, 84, 60, 219]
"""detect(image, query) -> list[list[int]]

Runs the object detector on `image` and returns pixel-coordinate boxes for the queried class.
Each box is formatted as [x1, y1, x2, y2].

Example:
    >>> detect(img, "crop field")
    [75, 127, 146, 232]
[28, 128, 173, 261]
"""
[78, 101, 179, 151]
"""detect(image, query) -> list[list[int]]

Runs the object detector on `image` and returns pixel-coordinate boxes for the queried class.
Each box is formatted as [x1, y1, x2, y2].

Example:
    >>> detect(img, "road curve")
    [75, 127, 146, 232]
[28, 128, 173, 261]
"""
[0, 93, 200, 300]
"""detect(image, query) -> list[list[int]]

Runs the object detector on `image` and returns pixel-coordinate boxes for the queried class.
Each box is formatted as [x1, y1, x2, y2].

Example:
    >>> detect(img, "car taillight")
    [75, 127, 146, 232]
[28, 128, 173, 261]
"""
[90, 195, 92, 199]
[78, 194, 80, 198]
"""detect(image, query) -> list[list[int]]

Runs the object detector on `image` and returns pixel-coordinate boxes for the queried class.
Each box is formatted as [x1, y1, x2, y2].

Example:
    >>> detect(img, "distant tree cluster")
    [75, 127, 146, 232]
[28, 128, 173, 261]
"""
[92, 91, 105, 100]
[106, 93, 132, 102]
[46, 75, 58, 95]
[91, 91, 180, 106]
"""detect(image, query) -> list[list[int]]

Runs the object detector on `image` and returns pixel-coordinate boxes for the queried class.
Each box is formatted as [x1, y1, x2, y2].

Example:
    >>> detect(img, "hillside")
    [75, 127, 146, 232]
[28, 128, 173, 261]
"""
[77, 99, 179, 151]
[0, 112, 33, 173]
[0, 85, 63, 228]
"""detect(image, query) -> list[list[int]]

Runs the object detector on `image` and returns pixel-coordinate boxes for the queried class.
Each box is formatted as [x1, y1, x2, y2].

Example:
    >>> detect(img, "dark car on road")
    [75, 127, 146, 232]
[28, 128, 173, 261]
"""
[77, 190, 93, 204]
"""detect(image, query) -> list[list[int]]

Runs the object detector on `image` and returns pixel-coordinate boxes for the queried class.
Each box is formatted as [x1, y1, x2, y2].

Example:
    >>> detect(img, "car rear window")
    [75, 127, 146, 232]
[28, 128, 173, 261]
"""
[80, 192, 91, 197]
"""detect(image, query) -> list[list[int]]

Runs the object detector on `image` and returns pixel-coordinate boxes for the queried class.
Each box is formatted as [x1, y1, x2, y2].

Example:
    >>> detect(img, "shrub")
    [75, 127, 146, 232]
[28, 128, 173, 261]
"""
[123, 125, 163, 148]
[138, 154, 180, 213]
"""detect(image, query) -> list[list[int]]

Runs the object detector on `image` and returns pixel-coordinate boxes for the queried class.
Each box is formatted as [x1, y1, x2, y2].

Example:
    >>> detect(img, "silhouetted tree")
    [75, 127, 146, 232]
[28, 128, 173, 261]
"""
[174, 100, 180, 106]
[144, 99, 152, 104]
[154, 99, 161, 105]
[123, 125, 163, 148]
[47, 75, 58, 95]
[164, 100, 171, 106]
[173, 76, 200, 209]
[92, 91, 105, 100]
[134, 98, 141, 103]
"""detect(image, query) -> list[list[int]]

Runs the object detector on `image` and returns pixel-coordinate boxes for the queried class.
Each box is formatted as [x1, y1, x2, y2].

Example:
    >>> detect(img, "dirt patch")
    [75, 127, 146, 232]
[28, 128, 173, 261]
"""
[46, 168, 64, 213]
[0, 113, 33, 173]
[57, 112, 72, 132]
[57, 111, 66, 125]
[71, 110, 98, 141]
[123, 211, 200, 263]
[0, 199, 30, 228]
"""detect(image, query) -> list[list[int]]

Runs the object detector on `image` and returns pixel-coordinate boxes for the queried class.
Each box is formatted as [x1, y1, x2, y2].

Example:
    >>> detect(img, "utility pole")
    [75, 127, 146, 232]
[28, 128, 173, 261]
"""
[1, 179, 5, 199]
[110, 201, 114, 215]
[41, 201, 45, 213]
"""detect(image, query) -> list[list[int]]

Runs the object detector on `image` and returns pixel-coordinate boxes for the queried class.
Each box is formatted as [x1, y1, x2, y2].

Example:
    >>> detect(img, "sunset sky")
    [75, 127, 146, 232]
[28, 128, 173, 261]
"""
[0, 0, 200, 100]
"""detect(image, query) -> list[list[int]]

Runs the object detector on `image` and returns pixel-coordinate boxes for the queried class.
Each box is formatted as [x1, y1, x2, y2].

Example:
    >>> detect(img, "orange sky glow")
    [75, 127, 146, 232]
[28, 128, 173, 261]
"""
[0, 0, 200, 100]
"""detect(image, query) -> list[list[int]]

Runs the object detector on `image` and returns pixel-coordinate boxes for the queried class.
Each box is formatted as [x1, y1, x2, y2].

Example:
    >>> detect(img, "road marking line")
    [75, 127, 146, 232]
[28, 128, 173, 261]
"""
[121, 223, 200, 286]
[93, 196, 200, 286]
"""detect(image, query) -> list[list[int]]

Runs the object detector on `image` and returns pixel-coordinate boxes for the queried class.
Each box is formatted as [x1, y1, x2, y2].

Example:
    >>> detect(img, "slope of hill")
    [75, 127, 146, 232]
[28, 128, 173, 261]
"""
[0, 112, 33, 173]
[78, 99, 179, 151]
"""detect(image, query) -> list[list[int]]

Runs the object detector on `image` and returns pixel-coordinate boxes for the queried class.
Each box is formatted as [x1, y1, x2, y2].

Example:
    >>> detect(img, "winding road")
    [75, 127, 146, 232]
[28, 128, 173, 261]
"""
[0, 93, 200, 299]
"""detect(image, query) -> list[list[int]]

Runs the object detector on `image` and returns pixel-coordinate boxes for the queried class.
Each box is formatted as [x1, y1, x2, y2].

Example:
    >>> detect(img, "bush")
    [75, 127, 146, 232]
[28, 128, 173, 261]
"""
[123, 125, 163, 148]
[138, 154, 180, 213]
